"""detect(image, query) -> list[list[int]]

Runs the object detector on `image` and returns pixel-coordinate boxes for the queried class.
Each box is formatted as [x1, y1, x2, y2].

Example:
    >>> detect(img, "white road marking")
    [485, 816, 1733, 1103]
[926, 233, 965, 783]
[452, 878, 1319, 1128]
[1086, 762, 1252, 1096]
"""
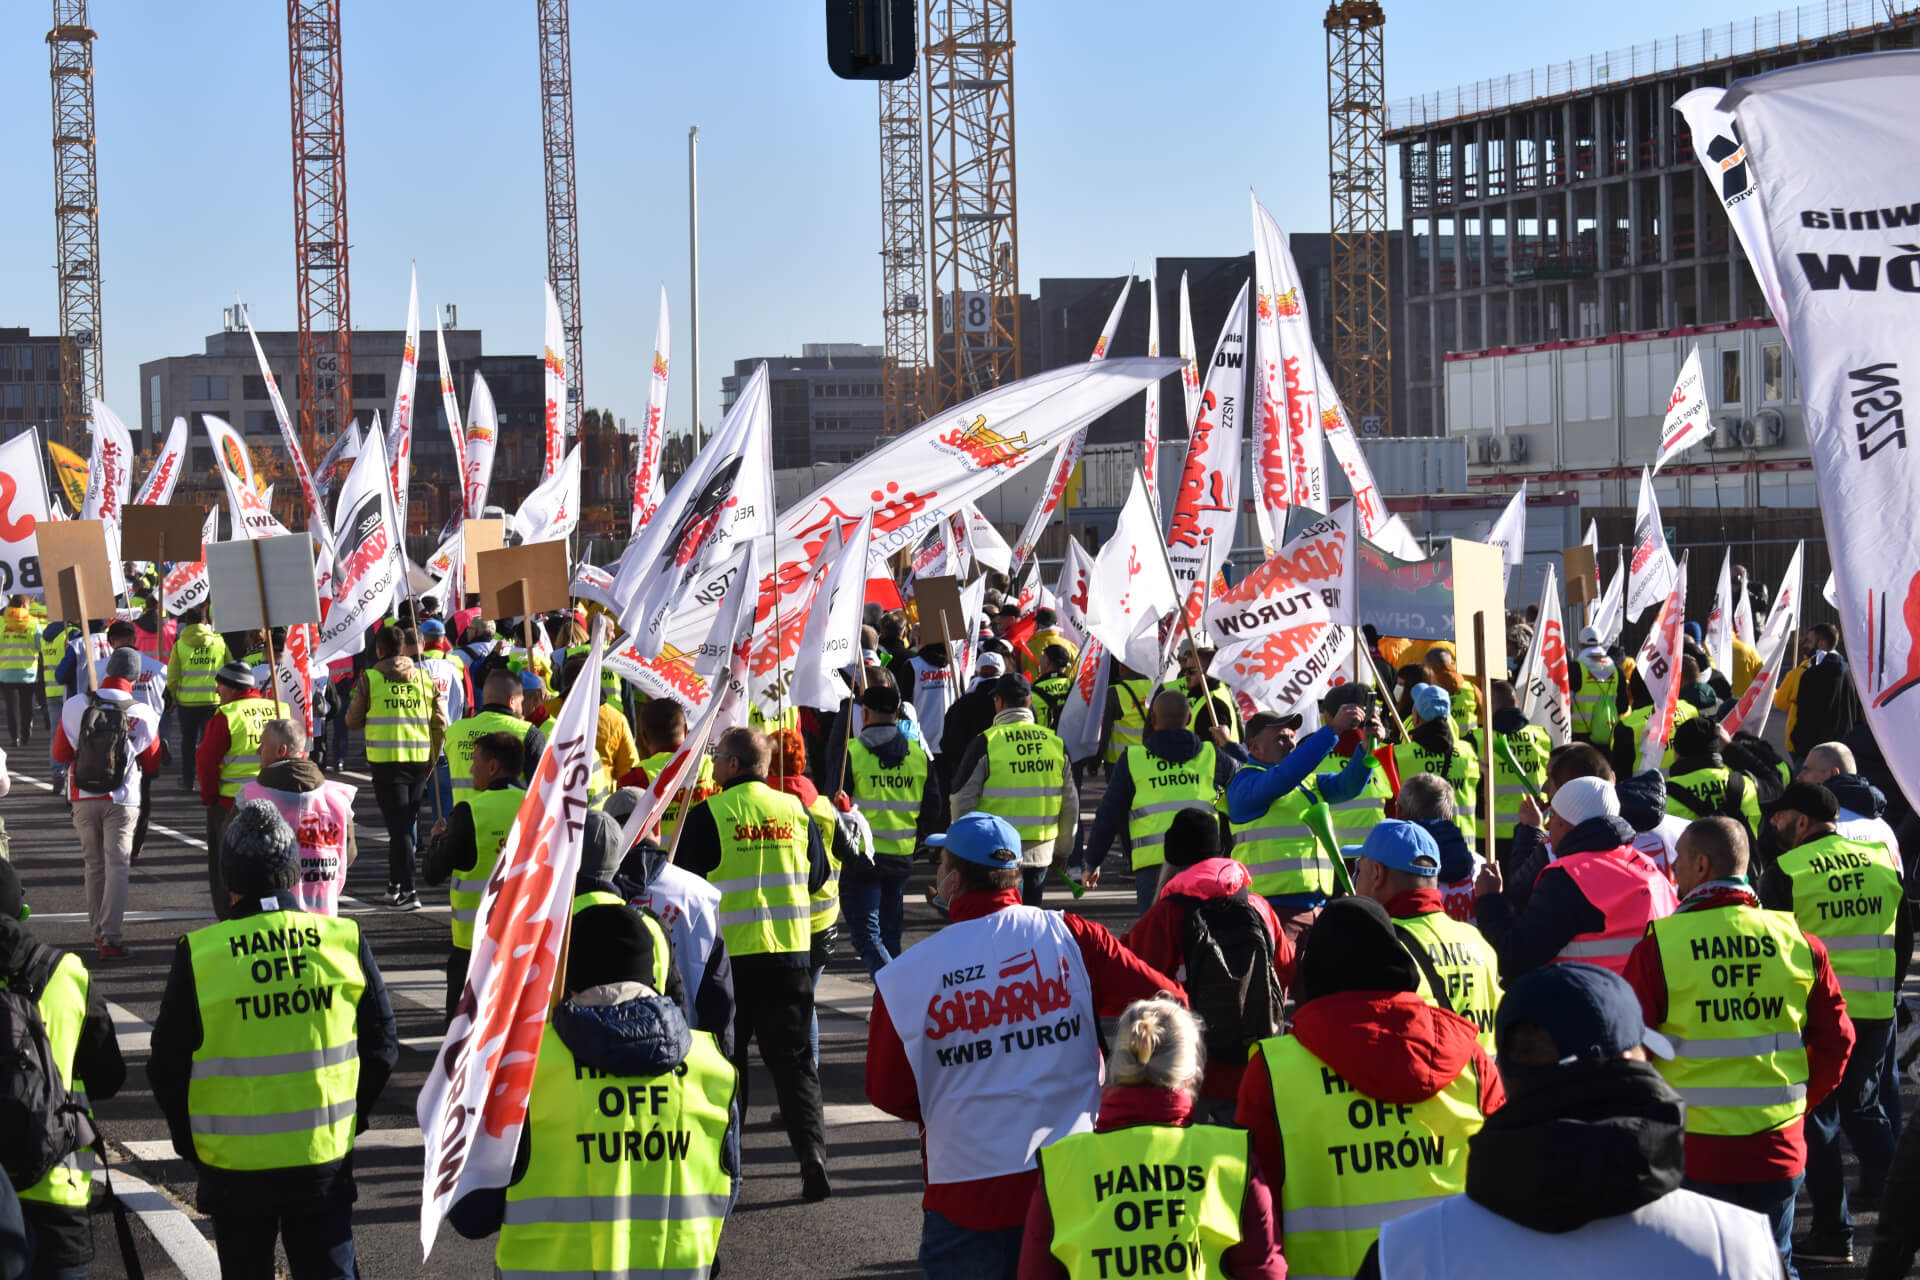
[147, 820, 206, 850]
[104, 1168, 219, 1280]
[108, 1001, 152, 1057]
[383, 966, 451, 1013]
[37, 909, 212, 926]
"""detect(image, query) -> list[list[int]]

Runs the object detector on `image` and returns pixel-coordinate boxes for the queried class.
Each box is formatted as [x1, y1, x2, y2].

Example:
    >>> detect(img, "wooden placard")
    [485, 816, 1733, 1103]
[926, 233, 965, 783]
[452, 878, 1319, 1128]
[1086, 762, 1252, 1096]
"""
[914, 574, 967, 646]
[35, 520, 115, 623]
[122, 503, 209, 563]
[461, 518, 505, 584]
[1563, 544, 1599, 604]
[476, 541, 571, 618]
[204, 535, 323, 633]
[1448, 537, 1508, 679]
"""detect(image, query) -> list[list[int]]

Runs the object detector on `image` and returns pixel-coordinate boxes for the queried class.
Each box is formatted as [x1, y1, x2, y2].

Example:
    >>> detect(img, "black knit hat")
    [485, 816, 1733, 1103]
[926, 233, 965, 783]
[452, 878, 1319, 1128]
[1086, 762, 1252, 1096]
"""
[1161, 807, 1223, 870]
[1774, 781, 1840, 825]
[567, 904, 661, 993]
[1295, 896, 1419, 1005]
[220, 800, 299, 897]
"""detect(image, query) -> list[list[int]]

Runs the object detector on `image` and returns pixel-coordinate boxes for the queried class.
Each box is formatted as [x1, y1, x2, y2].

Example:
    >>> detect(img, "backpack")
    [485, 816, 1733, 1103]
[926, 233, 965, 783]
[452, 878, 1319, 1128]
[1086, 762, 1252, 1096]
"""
[0, 943, 97, 1189]
[1171, 889, 1284, 1064]
[71, 692, 132, 795]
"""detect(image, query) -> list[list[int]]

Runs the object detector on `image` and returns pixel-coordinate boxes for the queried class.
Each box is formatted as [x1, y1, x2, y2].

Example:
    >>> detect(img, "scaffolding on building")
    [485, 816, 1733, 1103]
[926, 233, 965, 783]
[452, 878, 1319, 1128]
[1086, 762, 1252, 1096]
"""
[537, 0, 585, 438]
[1326, 1, 1391, 434]
[879, 71, 929, 436]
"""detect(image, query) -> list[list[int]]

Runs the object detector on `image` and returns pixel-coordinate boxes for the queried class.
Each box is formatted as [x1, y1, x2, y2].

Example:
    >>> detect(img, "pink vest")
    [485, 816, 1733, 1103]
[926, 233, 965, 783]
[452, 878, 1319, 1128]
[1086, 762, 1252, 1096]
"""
[1553, 846, 1679, 972]
[238, 780, 358, 916]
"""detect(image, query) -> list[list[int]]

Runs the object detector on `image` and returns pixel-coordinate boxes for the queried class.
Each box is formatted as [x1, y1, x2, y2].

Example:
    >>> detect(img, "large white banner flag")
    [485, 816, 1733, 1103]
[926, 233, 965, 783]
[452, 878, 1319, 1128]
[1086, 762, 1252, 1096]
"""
[203, 416, 291, 540]
[463, 373, 499, 519]
[1734, 575, 1756, 644]
[1724, 58, 1920, 804]
[1252, 193, 1327, 537]
[1206, 504, 1353, 717]
[1084, 471, 1180, 678]
[1584, 520, 1599, 554]
[1166, 282, 1249, 593]
[417, 625, 606, 1254]
[1722, 544, 1803, 737]
[0, 430, 49, 599]
[1142, 277, 1163, 526]
[1484, 480, 1528, 595]
[315, 422, 403, 664]
[1514, 562, 1573, 746]
[1626, 466, 1678, 620]
[240, 304, 330, 545]
[511, 444, 581, 545]
[541, 281, 567, 481]
[387, 265, 422, 517]
[792, 511, 874, 711]
[1675, 87, 1794, 344]
[1009, 277, 1133, 574]
[1177, 271, 1202, 439]
[1705, 548, 1736, 677]
[1653, 346, 1713, 474]
[1056, 635, 1109, 763]
[605, 541, 756, 711]
[1053, 537, 1095, 649]
[1592, 559, 1627, 648]
[1634, 552, 1691, 773]
[133, 416, 188, 507]
[964, 504, 1012, 577]
[632, 284, 672, 536]
[1317, 352, 1393, 543]
[81, 399, 133, 526]
[614, 363, 774, 656]
[434, 315, 466, 490]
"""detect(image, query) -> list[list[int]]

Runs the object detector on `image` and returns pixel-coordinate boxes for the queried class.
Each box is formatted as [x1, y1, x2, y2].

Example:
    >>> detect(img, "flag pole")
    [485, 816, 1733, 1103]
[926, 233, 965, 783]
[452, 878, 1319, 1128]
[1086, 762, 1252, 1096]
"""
[1139, 464, 1219, 734]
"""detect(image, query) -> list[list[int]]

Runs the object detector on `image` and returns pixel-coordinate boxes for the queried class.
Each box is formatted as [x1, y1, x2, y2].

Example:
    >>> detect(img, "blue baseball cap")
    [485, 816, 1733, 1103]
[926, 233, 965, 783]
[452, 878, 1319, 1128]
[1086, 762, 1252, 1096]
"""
[420, 618, 446, 637]
[1342, 819, 1442, 876]
[1495, 964, 1673, 1063]
[928, 812, 1022, 868]
[1411, 682, 1451, 722]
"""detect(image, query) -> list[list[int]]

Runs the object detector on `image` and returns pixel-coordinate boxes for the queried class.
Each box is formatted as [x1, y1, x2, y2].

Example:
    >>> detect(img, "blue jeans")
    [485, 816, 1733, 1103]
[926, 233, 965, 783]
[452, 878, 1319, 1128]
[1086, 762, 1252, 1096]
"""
[807, 960, 824, 1066]
[1684, 1173, 1802, 1279]
[841, 878, 904, 978]
[1807, 1015, 1897, 1239]
[919, 1208, 1022, 1280]
[212, 1196, 355, 1280]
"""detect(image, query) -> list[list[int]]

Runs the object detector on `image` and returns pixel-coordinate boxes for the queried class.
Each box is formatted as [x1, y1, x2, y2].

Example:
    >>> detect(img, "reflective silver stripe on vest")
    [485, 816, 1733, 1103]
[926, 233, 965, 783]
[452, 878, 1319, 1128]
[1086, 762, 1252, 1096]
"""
[451, 907, 478, 924]
[983, 785, 1059, 799]
[1234, 824, 1314, 841]
[710, 872, 807, 894]
[500, 1270, 709, 1280]
[715, 902, 812, 928]
[1282, 1193, 1453, 1234]
[504, 1193, 734, 1225]
[1134, 798, 1206, 818]
[1822, 934, 1896, 952]
[992, 812, 1059, 829]
[362, 716, 428, 727]
[1493, 785, 1533, 796]
[1673, 1082, 1809, 1108]
[193, 1042, 358, 1078]
[858, 798, 918, 811]
[1240, 857, 1326, 876]
[1132, 831, 1170, 849]
[1664, 1031, 1806, 1058]
[1330, 798, 1382, 812]
[1838, 974, 1900, 993]
[188, 1098, 356, 1136]
[451, 874, 490, 896]
[1557, 936, 1641, 959]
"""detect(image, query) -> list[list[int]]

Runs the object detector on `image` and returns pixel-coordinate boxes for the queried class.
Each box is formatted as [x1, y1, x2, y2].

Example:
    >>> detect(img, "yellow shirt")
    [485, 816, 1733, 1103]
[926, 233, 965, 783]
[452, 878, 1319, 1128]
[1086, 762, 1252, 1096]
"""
[1773, 664, 1804, 746]
[1731, 637, 1762, 699]
[596, 702, 641, 783]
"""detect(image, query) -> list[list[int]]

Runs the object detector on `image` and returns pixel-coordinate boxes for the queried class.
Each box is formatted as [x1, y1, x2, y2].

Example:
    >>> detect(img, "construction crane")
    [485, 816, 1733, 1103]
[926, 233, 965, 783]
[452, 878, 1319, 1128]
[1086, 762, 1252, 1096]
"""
[47, 0, 103, 449]
[922, 0, 1019, 414]
[1325, 0, 1390, 435]
[878, 70, 929, 436]
[287, 0, 353, 466]
[537, 0, 585, 438]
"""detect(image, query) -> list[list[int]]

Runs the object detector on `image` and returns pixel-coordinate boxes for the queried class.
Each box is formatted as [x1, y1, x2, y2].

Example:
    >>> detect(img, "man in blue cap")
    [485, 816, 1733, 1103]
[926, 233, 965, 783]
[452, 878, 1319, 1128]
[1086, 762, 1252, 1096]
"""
[1351, 819, 1502, 1047]
[1392, 683, 1484, 852]
[1358, 963, 1779, 1278]
[866, 811, 1184, 1280]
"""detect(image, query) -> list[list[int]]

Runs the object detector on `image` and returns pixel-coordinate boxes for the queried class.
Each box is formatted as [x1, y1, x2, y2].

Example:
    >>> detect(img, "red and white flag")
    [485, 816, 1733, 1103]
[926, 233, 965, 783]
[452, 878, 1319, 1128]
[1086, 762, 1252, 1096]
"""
[434, 313, 466, 488]
[81, 399, 133, 591]
[1177, 271, 1202, 441]
[387, 265, 422, 517]
[240, 303, 331, 545]
[1166, 282, 1249, 594]
[416, 625, 607, 1255]
[1142, 277, 1163, 526]
[541, 281, 567, 482]
[512, 444, 581, 546]
[1317, 350, 1395, 545]
[1205, 504, 1353, 717]
[1056, 635, 1109, 763]
[1626, 467, 1677, 621]
[1252, 193, 1326, 546]
[1705, 548, 1736, 677]
[274, 622, 318, 735]
[1591, 558, 1627, 648]
[792, 512, 875, 711]
[1653, 346, 1712, 475]
[1515, 562, 1572, 746]
[463, 373, 499, 520]
[1053, 537, 1095, 649]
[134, 416, 188, 507]
[203, 415, 291, 541]
[1722, 545, 1803, 737]
[632, 285, 671, 536]
[314, 421, 403, 664]
[1084, 470, 1179, 678]
[1633, 551, 1691, 772]
[1733, 576, 1756, 645]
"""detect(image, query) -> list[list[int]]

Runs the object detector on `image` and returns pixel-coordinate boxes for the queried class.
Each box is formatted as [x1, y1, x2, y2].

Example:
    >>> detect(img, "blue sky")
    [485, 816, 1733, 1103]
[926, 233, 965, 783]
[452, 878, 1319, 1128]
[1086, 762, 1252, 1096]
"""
[0, 0, 1785, 439]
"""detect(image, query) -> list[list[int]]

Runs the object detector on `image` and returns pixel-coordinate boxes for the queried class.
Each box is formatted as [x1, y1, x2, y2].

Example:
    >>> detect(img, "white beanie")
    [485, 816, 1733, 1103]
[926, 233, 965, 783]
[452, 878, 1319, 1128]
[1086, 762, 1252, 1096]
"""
[1551, 776, 1620, 827]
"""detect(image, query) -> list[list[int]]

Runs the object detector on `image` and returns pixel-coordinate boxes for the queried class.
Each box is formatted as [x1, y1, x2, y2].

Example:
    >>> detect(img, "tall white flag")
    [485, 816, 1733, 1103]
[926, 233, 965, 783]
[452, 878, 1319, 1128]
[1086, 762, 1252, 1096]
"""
[1177, 272, 1202, 441]
[1674, 88, 1794, 345]
[792, 512, 874, 711]
[1634, 552, 1691, 772]
[511, 444, 581, 545]
[1165, 282, 1250, 593]
[387, 265, 422, 516]
[1053, 537, 1095, 649]
[964, 504, 1012, 577]
[81, 399, 133, 526]
[433, 311, 466, 494]
[1484, 480, 1528, 595]
[133, 416, 188, 507]
[315, 421, 404, 664]
[1705, 549, 1736, 677]
[632, 285, 671, 535]
[1653, 346, 1713, 475]
[203, 415, 291, 540]
[1252, 193, 1328, 539]
[541, 281, 567, 481]
[1142, 276, 1163, 526]
[240, 303, 330, 544]
[1626, 467, 1678, 620]
[1723, 543, 1804, 738]
[1056, 636, 1109, 763]
[1515, 563, 1573, 745]
[1084, 471, 1179, 678]
[1592, 559, 1627, 649]
[463, 373, 499, 519]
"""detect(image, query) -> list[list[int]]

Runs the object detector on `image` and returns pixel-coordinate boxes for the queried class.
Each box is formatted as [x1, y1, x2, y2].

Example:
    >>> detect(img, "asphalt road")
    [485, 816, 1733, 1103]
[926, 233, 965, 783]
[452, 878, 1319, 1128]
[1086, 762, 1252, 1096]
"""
[2, 723, 1914, 1278]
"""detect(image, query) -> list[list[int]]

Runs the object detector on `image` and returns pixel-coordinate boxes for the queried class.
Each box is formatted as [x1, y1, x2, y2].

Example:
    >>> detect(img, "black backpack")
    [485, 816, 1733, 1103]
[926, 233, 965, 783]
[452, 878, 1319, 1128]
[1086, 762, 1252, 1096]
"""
[1171, 890, 1284, 1064]
[0, 943, 97, 1189]
[71, 691, 132, 795]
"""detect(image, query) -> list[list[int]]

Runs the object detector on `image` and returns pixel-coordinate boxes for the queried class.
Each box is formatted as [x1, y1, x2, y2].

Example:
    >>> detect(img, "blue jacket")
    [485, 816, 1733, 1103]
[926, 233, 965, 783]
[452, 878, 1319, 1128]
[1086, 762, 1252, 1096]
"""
[1223, 726, 1374, 907]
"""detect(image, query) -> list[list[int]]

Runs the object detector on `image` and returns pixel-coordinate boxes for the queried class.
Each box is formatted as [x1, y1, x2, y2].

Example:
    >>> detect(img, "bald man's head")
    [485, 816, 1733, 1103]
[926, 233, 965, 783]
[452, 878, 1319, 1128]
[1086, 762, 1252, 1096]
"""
[1149, 688, 1192, 731]
[1799, 742, 1856, 785]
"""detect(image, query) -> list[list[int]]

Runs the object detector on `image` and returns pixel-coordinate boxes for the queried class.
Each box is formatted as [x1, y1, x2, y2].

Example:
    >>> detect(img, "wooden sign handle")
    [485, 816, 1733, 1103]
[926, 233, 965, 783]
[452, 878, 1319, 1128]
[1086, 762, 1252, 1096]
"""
[251, 542, 284, 715]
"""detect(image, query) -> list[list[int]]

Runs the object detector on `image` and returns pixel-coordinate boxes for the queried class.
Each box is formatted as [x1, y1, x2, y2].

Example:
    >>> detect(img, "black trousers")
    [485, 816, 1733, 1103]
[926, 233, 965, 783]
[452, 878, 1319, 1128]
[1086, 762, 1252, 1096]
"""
[131, 768, 154, 859]
[730, 953, 828, 1170]
[370, 763, 428, 890]
[2, 683, 32, 746]
[445, 944, 470, 1027]
[177, 703, 215, 786]
[206, 802, 233, 917]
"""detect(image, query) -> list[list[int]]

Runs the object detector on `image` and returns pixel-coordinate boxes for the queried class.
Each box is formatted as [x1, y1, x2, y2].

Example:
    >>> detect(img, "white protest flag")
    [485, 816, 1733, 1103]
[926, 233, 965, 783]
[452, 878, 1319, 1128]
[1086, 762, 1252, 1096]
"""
[1514, 563, 1573, 745]
[1675, 88, 1794, 345]
[315, 421, 404, 664]
[1484, 480, 1528, 594]
[1722, 545, 1803, 737]
[1822, 571, 1838, 610]
[1205, 504, 1352, 716]
[1166, 281, 1250, 592]
[792, 512, 875, 711]
[1770, 540, 1807, 651]
[417, 623, 607, 1255]
[240, 303, 330, 545]
[1724, 59, 1920, 804]
[1633, 552, 1691, 772]
[1316, 350, 1393, 543]
[1733, 575, 1756, 644]
[1053, 537, 1095, 648]
[1178, 271, 1202, 436]
[1056, 635, 1109, 763]
[632, 284, 672, 535]
[203, 416, 291, 540]
[1084, 470, 1181, 677]
[1008, 276, 1132, 575]
[162, 508, 219, 616]
[463, 373, 499, 519]
[81, 399, 133, 525]
[1705, 548, 1736, 677]
[541, 281, 567, 480]
[434, 314, 466, 489]
[1583, 520, 1599, 553]
[274, 622, 318, 736]
[423, 527, 463, 606]
[1652, 346, 1713, 475]
[316, 420, 360, 487]
[1142, 276, 1163, 525]
[0, 429, 49, 599]
[1252, 193, 1328, 536]
[387, 265, 422, 517]
[1592, 559, 1627, 648]
[134, 416, 188, 507]
[613, 363, 774, 657]
[512, 444, 581, 545]
[952, 576, 988, 691]
[964, 504, 1011, 577]
[1626, 466, 1678, 620]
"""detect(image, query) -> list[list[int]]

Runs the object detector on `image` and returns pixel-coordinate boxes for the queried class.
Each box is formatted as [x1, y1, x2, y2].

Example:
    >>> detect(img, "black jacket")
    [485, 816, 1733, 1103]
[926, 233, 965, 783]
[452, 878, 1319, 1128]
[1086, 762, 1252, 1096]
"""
[673, 776, 830, 967]
[614, 841, 738, 1058]
[1474, 816, 1637, 982]
[1791, 650, 1857, 755]
[147, 891, 399, 1212]
[421, 777, 523, 888]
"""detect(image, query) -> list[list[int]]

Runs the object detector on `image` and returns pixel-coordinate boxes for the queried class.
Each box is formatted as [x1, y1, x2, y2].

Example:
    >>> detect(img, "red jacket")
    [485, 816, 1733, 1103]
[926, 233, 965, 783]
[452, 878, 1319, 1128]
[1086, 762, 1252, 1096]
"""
[1623, 884, 1855, 1182]
[1234, 990, 1505, 1243]
[1018, 1085, 1285, 1280]
[196, 690, 268, 808]
[865, 889, 1187, 1232]
[1121, 858, 1293, 1102]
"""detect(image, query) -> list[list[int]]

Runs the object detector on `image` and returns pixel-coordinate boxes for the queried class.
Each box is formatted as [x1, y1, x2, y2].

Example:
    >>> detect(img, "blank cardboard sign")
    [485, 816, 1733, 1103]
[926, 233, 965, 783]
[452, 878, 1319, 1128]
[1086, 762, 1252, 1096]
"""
[122, 503, 209, 563]
[1448, 537, 1508, 679]
[476, 541, 571, 618]
[36, 520, 115, 623]
[1563, 544, 1599, 605]
[914, 574, 967, 645]
[204, 535, 323, 633]
[461, 518, 505, 584]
